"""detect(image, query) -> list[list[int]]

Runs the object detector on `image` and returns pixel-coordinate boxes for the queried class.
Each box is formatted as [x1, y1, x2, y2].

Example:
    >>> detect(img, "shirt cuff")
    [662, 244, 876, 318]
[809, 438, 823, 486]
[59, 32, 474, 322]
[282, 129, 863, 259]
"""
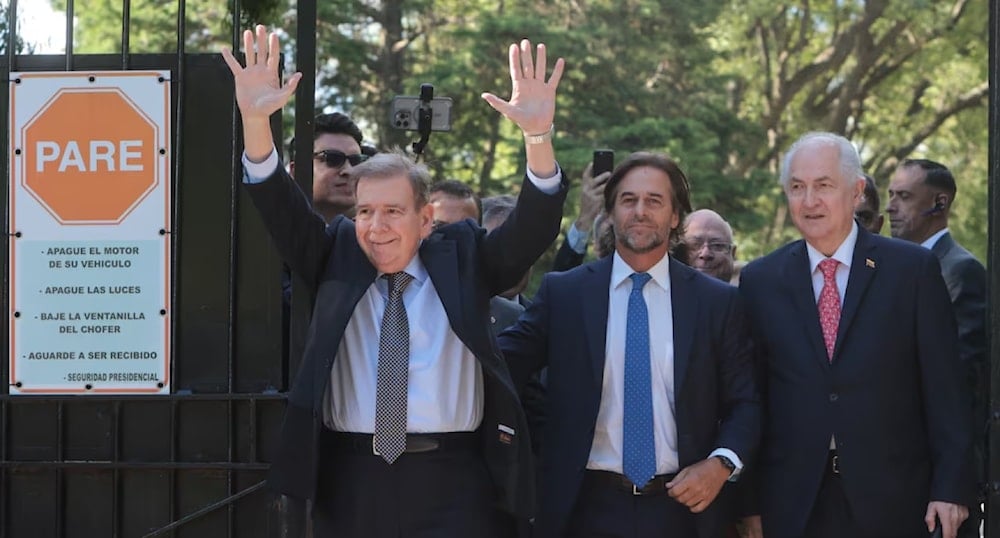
[566, 221, 590, 254]
[241, 146, 280, 184]
[709, 447, 744, 471]
[526, 163, 562, 195]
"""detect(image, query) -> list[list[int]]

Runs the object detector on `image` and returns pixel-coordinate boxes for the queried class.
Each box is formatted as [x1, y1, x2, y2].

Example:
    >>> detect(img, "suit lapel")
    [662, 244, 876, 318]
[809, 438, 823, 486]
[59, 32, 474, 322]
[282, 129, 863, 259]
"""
[668, 258, 696, 396]
[785, 241, 830, 371]
[419, 238, 462, 335]
[584, 256, 613, 387]
[832, 231, 877, 361]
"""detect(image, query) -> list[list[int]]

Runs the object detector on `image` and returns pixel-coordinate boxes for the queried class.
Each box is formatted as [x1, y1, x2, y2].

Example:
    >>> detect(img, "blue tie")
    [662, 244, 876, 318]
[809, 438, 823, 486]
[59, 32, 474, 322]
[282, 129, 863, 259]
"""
[623, 272, 655, 487]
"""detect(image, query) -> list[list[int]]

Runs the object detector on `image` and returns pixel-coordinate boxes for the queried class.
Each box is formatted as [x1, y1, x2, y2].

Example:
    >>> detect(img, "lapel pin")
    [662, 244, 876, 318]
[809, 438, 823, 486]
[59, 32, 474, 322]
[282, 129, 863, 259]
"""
[498, 424, 515, 445]
[865, 258, 875, 269]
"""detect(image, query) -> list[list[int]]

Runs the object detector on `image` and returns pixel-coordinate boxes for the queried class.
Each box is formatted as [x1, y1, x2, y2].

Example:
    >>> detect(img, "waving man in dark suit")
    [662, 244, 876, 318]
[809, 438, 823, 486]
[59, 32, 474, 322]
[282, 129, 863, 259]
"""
[223, 26, 567, 537]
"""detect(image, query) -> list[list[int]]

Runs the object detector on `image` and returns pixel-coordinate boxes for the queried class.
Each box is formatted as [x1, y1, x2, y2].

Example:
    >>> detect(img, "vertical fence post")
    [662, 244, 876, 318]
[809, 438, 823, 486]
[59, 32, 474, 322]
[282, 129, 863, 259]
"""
[988, 0, 999, 536]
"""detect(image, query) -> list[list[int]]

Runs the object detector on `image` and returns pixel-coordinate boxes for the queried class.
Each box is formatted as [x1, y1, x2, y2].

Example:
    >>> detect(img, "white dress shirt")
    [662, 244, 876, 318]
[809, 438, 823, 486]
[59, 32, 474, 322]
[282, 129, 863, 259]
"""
[241, 147, 562, 433]
[587, 252, 741, 475]
[325, 255, 484, 432]
[805, 221, 859, 306]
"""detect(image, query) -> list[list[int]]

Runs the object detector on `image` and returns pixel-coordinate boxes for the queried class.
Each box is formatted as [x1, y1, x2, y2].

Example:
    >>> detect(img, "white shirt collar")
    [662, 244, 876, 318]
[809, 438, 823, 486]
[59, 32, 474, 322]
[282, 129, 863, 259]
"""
[610, 250, 671, 292]
[806, 221, 858, 274]
[377, 253, 428, 285]
[920, 228, 949, 250]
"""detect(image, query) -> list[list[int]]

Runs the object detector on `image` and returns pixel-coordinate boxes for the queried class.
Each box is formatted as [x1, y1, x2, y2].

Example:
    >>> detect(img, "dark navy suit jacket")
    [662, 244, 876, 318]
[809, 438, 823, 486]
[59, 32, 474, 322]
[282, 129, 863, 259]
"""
[739, 228, 973, 537]
[498, 254, 760, 537]
[244, 165, 567, 518]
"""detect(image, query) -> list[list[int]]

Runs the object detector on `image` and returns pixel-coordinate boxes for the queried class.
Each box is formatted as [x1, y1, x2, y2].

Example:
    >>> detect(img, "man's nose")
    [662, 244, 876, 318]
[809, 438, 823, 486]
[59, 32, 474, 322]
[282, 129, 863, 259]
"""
[802, 187, 815, 205]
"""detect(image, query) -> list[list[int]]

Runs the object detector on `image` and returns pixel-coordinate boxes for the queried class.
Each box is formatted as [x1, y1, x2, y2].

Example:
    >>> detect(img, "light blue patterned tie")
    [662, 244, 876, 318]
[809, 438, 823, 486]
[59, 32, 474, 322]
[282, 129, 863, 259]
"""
[623, 272, 655, 487]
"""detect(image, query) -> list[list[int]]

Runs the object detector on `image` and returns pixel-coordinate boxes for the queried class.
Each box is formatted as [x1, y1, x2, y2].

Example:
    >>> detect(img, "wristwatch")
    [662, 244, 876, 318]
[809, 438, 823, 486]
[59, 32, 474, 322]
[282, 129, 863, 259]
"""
[714, 454, 741, 482]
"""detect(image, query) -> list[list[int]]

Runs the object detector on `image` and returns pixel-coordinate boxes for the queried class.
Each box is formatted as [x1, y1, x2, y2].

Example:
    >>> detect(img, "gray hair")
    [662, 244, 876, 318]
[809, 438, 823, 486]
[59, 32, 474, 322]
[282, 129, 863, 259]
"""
[779, 132, 863, 188]
[481, 194, 517, 231]
[349, 149, 431, 206]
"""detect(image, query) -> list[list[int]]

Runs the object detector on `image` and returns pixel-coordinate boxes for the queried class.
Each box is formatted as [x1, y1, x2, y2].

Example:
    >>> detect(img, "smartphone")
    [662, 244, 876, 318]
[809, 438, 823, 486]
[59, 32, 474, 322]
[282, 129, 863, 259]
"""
[593, 149, 615, 176]
[390, 96, 453, 132]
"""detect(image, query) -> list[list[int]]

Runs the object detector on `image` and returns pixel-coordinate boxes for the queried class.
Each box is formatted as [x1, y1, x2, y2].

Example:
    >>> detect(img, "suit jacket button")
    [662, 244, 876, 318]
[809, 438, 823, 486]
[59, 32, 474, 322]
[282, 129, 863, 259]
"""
[829, 393, 839, 402]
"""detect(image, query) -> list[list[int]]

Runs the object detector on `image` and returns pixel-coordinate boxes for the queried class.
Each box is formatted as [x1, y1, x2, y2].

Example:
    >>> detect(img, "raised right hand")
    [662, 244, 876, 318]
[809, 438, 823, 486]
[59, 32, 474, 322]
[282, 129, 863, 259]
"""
[221, 25, 301, 123]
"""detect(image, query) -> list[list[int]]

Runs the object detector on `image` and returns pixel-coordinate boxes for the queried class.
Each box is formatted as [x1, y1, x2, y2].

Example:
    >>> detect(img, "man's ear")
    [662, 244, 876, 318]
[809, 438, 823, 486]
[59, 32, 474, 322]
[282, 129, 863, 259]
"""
[289, 160, 296, 175]
[419, 203, 434, 239]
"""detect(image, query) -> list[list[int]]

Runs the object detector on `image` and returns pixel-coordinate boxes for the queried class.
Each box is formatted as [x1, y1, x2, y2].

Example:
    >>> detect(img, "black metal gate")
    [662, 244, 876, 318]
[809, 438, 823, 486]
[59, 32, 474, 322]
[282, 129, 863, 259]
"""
[0, 0, 316, 535]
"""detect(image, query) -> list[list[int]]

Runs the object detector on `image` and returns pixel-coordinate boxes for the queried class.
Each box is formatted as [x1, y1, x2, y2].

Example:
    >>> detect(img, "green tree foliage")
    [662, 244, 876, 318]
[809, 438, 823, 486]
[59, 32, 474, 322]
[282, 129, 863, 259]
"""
[709, 0, 988, 257]
[50, 0, 282, 53]
[41, 0, 989, 264]
[0, 1, 31, 54]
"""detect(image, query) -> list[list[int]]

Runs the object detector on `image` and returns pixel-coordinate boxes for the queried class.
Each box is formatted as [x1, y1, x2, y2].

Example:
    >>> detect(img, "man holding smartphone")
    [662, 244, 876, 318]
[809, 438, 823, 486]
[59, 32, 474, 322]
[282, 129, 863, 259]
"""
[552, 150, 614, 272]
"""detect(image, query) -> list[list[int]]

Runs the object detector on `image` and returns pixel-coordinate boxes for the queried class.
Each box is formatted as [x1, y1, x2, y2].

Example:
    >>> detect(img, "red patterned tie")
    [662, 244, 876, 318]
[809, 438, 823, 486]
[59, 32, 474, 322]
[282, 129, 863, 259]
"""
[817, 258, 841, 361]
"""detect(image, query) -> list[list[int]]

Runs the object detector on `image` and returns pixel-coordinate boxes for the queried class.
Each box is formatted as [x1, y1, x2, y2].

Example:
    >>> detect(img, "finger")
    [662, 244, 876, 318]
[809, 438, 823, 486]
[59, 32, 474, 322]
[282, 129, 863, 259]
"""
[282, 72, 303, 99]
[534, 43, 547, 81]
[221, 47, 243, 75]
[520, 39, 535, 78]
[594, 171, 612, 185]
[481, 92, 514, 118]
[547, 57, 566, 88]
[255, 25, 268, 68]
[691, 499, 709, 513]
[925, 505, 936, 531]
[675, 489, 700, 506]
[507, 44, 521, 82]
[266, 31, 281, 71]
[243, 29, 255, 66]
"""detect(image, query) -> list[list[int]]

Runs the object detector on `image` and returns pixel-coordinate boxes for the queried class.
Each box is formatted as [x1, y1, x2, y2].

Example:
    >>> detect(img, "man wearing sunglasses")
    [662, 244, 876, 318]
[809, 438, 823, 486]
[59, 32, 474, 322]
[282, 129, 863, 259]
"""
[288, 112, 369, 222]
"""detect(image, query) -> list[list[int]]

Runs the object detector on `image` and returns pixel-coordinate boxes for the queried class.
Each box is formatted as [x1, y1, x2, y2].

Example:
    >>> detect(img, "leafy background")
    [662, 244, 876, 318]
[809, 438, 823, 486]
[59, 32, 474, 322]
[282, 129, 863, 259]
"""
[20, 0, 989, 279]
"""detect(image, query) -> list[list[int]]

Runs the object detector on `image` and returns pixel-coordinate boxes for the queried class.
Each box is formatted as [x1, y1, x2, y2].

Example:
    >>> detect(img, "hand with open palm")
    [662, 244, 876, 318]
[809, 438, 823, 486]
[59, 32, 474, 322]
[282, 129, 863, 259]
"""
[221, 25, 302, 160]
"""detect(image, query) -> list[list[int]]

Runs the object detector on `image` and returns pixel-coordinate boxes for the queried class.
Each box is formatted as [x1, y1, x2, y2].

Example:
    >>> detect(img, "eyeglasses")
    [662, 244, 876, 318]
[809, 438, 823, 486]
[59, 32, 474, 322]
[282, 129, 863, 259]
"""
[684, 237, 732, 254]
[313, 149, 368, 169]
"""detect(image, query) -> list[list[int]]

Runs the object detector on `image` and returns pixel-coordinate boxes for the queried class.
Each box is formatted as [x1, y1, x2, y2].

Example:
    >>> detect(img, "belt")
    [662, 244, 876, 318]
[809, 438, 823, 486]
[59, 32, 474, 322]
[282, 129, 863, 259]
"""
[829, 450, 841, 475]
[326, 431, 478, 455]
[585, 470, 678, 496]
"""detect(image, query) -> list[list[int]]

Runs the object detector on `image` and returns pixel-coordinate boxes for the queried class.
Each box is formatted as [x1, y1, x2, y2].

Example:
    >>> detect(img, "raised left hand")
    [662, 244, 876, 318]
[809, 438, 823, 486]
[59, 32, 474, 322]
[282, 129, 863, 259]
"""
[925, 501, 969, 538]
[481, 39, 565, 136]
[666, 457, 731, 513]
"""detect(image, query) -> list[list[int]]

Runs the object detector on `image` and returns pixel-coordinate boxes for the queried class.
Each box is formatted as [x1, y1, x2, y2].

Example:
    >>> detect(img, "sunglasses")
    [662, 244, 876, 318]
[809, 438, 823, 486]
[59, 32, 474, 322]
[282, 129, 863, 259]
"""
[313, 149, 368, 169]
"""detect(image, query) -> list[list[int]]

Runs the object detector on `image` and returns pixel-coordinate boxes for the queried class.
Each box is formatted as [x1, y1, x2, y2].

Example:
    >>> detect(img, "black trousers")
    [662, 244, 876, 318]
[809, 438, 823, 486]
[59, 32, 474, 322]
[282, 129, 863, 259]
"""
[312, 431, 514, 538]
[803, 453, 926, 538]
[564, 471, 698, 538]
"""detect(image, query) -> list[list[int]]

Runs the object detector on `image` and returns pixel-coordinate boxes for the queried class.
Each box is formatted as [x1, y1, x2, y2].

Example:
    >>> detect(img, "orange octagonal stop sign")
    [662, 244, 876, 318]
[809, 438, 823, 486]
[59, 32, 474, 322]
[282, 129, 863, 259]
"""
[22, 88, 160, 224]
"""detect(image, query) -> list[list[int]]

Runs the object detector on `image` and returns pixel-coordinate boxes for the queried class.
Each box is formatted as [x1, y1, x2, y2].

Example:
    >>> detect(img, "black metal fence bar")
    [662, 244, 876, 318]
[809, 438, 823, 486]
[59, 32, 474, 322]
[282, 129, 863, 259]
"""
[0, 462, 272, 471]
[1, 1, 13, 535]
[141, 481, 268, 538]
[987, 1, 1000, 536]
[121, 0, 131, 69]
[64, 0, 73, 70]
